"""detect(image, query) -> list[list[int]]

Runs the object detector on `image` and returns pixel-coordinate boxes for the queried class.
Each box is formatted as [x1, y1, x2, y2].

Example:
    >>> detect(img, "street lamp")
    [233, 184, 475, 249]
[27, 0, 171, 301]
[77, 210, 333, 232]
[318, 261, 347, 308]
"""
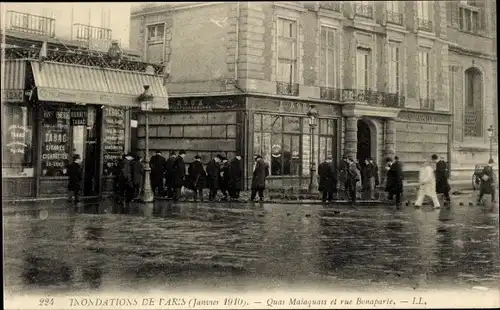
[139, 85, 154, 203]
[307, 105, 319, 194]
[487, 125, 494, 162]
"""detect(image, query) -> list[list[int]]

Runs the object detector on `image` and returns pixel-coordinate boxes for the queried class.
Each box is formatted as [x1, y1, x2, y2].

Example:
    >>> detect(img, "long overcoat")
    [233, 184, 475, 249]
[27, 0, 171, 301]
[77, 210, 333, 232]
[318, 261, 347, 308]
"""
[251, 159, 269, 190]
[228, 158, 244, 191]
[149, 154, 166, 183]
[318, 161, 336, 192]
[205, 159, 220, 190]
[385, 161, 404, 194]
[479, 165, 495, 195]
[435, 160, 451, 194]
[219, 163, 230, 190]
[66, 162, 82, 191]
[165, 157, 176, 188]
[172, 156, 186, 188]
[187, 161, 206, 190]
[131, 159, 144, 187]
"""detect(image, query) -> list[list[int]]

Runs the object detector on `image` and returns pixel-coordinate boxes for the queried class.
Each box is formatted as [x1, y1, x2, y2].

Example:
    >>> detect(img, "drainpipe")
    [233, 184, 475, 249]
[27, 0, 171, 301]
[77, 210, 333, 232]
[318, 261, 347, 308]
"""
[234, 1, 245, 93]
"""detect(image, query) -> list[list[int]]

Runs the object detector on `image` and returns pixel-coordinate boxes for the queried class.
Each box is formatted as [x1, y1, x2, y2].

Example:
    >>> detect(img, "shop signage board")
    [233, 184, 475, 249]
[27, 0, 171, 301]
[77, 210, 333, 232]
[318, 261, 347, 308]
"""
[102, 107, 125, 176]
[70, 107, 88, 126]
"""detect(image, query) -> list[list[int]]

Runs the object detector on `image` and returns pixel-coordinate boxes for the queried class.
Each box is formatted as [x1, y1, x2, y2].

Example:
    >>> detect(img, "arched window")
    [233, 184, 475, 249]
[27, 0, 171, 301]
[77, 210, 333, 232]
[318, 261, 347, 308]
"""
[464, 67, 483, 137]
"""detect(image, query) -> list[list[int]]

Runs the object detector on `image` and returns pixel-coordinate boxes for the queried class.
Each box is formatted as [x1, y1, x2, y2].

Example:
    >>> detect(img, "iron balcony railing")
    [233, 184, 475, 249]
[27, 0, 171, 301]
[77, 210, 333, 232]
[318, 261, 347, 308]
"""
[319, 2, 341, 12]
[277, 82, 300, 96]
[387, 11, 404, 26]
[355, 3, 374, 18]
[417, 18, 433, 32]
[319, 87, 405, 108]
[73, 23, 112, 41]
[419, 98, 435, 110]
[6, 10, 56, 37]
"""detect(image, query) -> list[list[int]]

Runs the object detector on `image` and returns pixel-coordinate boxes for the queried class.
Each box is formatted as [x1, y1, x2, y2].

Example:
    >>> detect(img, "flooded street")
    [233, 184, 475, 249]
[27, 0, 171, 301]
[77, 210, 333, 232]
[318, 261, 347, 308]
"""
[3, 200, 499, 295]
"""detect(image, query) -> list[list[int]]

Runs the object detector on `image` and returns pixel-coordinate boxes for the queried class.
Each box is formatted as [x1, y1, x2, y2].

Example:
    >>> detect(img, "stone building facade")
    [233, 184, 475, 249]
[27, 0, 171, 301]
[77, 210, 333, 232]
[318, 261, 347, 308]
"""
[129, 1, 497, 189]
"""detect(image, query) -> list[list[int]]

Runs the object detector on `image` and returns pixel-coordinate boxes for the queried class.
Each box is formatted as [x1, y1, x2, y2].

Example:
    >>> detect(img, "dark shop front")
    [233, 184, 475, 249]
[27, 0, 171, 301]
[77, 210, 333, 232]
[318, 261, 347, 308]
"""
[2, 59, 168, 200]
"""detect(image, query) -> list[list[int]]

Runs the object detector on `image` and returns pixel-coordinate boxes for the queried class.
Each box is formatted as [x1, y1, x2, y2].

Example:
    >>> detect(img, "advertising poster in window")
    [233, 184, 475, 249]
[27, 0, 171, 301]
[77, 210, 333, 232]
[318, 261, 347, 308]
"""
[42, 107, 70, 176]
[102, 107, 125, 176]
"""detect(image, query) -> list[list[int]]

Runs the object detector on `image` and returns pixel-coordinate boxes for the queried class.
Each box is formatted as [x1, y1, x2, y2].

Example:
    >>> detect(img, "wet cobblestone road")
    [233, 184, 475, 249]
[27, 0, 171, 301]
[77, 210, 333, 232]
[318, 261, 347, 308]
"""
[3, 198, 499, 294]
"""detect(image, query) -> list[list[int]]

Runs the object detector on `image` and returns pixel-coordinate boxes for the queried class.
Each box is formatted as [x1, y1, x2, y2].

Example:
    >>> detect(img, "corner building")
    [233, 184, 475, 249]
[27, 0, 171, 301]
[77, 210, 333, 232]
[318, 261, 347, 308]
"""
[130, 1, 497, 189]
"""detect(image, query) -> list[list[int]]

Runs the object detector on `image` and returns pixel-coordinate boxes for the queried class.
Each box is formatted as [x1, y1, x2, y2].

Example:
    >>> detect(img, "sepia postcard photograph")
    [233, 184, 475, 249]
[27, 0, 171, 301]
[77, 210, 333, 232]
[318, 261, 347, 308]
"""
[1, 1, 499, 309]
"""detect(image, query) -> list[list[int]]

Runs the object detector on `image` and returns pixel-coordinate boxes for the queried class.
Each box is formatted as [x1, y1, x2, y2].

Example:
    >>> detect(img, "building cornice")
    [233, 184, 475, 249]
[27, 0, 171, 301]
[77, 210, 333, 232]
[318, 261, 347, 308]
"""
[273, 2, 307, 13]
[131, 2, 226, 17]
[448, 43, 497, 61]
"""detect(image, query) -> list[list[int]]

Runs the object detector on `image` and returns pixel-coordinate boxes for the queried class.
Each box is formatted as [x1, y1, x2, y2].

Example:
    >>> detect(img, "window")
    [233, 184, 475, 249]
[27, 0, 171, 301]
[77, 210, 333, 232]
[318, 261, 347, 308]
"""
[386, 1, 399, 12]
[388, 45, 400, 94]
[464, 67, 483, 137]
[318, 119, 337, 164]
[459, 7, 480, 33]
[41, 105, 71, 177]
[419, 50, 431, 107]
[1, 104, 34, 177]
[417, 1, 430, 20]
[253, 114, 301, 176]
[386, 1, 403, 25]
[355, 1, 373, 18]
[356, 48, 371, 90]
[320, 27, 336, 87]
[277, 18, 297, 84]
[147, 23, 165, 42]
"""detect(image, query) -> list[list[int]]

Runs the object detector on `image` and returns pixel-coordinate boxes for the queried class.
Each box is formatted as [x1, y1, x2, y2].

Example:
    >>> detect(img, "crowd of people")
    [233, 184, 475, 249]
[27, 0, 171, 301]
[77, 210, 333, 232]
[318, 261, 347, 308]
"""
[65, 150, 496, 208]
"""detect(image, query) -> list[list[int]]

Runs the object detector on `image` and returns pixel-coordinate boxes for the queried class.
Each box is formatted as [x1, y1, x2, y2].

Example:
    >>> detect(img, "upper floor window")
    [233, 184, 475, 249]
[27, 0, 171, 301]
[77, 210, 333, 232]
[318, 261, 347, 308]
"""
[277, 18, 297, 84]
[147, 24, 164, 42]
[459, 6, 480, 33]
[418, 49, 432, 108]
[320, 27, 336, 87]
[356, 48, 371, 90]
[388, 45, 400, 94]
[386, 1, 404, 25]
[417, 1, 433, 31]
[464, 67, 483, 137]
[355, 1, 374, 19]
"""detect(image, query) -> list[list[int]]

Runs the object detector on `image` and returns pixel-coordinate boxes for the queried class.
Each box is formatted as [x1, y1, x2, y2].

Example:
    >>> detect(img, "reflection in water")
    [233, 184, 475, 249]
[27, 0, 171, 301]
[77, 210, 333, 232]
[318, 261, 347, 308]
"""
[3, 201, 500, 293]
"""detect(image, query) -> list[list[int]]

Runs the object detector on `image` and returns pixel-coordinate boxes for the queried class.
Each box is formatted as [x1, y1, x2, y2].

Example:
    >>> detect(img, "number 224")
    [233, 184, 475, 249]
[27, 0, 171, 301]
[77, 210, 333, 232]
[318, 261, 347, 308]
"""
[39, 298, 54, 306]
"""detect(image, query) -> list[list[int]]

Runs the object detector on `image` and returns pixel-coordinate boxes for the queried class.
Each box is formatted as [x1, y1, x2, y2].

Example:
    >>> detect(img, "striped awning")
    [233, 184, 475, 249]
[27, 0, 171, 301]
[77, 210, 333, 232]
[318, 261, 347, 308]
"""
[30, 61, 113, 106]
[1, 59, 27, 102]
[103, 68, 169, 109]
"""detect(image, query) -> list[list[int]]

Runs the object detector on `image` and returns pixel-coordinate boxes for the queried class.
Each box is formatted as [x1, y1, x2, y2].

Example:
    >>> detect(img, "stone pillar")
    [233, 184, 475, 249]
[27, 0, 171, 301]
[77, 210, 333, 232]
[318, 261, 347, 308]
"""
[344, 116, 358, 159]
[385, 118, 396, 159]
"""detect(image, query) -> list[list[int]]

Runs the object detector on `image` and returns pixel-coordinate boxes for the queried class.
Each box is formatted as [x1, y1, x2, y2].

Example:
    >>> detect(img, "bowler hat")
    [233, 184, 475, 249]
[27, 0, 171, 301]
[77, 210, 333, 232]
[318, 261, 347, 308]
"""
[194, 154, 201, 159]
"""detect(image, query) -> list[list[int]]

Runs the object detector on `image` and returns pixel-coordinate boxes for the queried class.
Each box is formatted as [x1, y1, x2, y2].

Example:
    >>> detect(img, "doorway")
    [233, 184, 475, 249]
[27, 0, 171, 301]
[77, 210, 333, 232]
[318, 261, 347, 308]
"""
[357, 119, 372, 165]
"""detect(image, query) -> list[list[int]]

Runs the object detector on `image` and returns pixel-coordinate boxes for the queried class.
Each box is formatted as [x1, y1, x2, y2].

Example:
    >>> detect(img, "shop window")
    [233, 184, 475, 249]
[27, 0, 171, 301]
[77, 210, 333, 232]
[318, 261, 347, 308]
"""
[253, 114, 301, 176]
[41, 105, 71, 177]
[2, 104, 34, 177]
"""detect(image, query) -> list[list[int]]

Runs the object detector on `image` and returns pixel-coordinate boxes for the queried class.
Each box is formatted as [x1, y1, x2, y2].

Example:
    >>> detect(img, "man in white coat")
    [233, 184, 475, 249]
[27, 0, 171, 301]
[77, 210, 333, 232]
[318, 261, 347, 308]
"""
[414, 159, 441, 209]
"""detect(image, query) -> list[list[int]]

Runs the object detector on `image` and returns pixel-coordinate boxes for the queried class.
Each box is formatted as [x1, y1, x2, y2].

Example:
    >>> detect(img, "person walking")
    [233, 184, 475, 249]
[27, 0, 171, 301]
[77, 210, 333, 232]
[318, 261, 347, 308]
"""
[386, 156, 404, 207]
[66, 154, 83, 205]
[164, 151, 177, 198]
[187, 155, 206, 202]
[362, 158, 375, 200]
[251, 155, 269, 202]
[228, 154, 244, 201]
[131, 155, 145, 200]
[432, 154, 451, 205]
[318, 155, 336, 203]
[414, 159, 441, 209]
[477, 158, 496, 205]
[206, 154, 222, 201]
[345, 156, 360, 203]
[118, 153, 135, 209]
[172, 150, 186, 201]
[219, 157, 230, 201]
[149, 150, 166, 197]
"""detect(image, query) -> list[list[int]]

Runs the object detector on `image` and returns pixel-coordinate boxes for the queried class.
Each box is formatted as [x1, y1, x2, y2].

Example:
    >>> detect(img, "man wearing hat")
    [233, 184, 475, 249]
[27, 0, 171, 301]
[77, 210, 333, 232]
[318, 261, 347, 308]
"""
[118, 152, 135, 208]
[187, 155, 207, 202]
[164, 151, 177, 198]
[219, 157, 230, 200]
[206, 154, 222, 201]
[338, 155, 349, 199]
[150, 150, 166, 197]
[172, 150, 186, 201]
[251, 155, 269, 202]
[318, 155, 337, 203]
[66, 154, 83, 205]
[228, 154, 244, 201]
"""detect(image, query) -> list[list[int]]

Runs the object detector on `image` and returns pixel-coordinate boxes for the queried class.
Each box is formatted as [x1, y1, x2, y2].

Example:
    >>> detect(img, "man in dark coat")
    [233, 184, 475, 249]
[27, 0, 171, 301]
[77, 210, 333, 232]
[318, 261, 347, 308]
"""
[386, 156, 404, 207]
[187, 155, 206, 202]
[118, 153, 135, 207]
[362, 158, 375, 200]
[219, 157, 230, 200]
[149, 150, 166, 197]
[432, 154, 451, 204]
[206, 154, 222, 201]
[66, 154, 83, 205]
[164, 151, 177, 198]
[338, 155, 349, 199]
[172, 150, 186, 201]
[251, 155, 269, 202]
[345, 156, 360, 203]
[369, 158, 380, 188]
[228, 154, 244, 201]
[131, 155, 145, 200]
[318, 155, 337, 202]
[477, 158, 496, 205]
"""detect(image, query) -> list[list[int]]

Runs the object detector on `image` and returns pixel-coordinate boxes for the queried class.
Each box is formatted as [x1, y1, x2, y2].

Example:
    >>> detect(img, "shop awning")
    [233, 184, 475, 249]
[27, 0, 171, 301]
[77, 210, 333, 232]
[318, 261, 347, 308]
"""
[31, 61, 114, 106]
[2, 59, 27, 102]
[103, 68, 169, 109]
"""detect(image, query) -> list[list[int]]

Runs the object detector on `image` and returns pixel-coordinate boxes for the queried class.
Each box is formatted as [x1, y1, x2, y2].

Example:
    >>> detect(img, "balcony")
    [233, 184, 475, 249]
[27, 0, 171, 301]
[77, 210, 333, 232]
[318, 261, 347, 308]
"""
[6, 10, 56, 37]
[319, 2, 341, 12]
[419, 98, 435, 110]
[417, 18, 433, 32]
[277, 82, 299, 96]
[319, 88, 405, 108]
[73, 23, 112, 41]
[386, 11, 404, 26]
[355, 3, 373, 19]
